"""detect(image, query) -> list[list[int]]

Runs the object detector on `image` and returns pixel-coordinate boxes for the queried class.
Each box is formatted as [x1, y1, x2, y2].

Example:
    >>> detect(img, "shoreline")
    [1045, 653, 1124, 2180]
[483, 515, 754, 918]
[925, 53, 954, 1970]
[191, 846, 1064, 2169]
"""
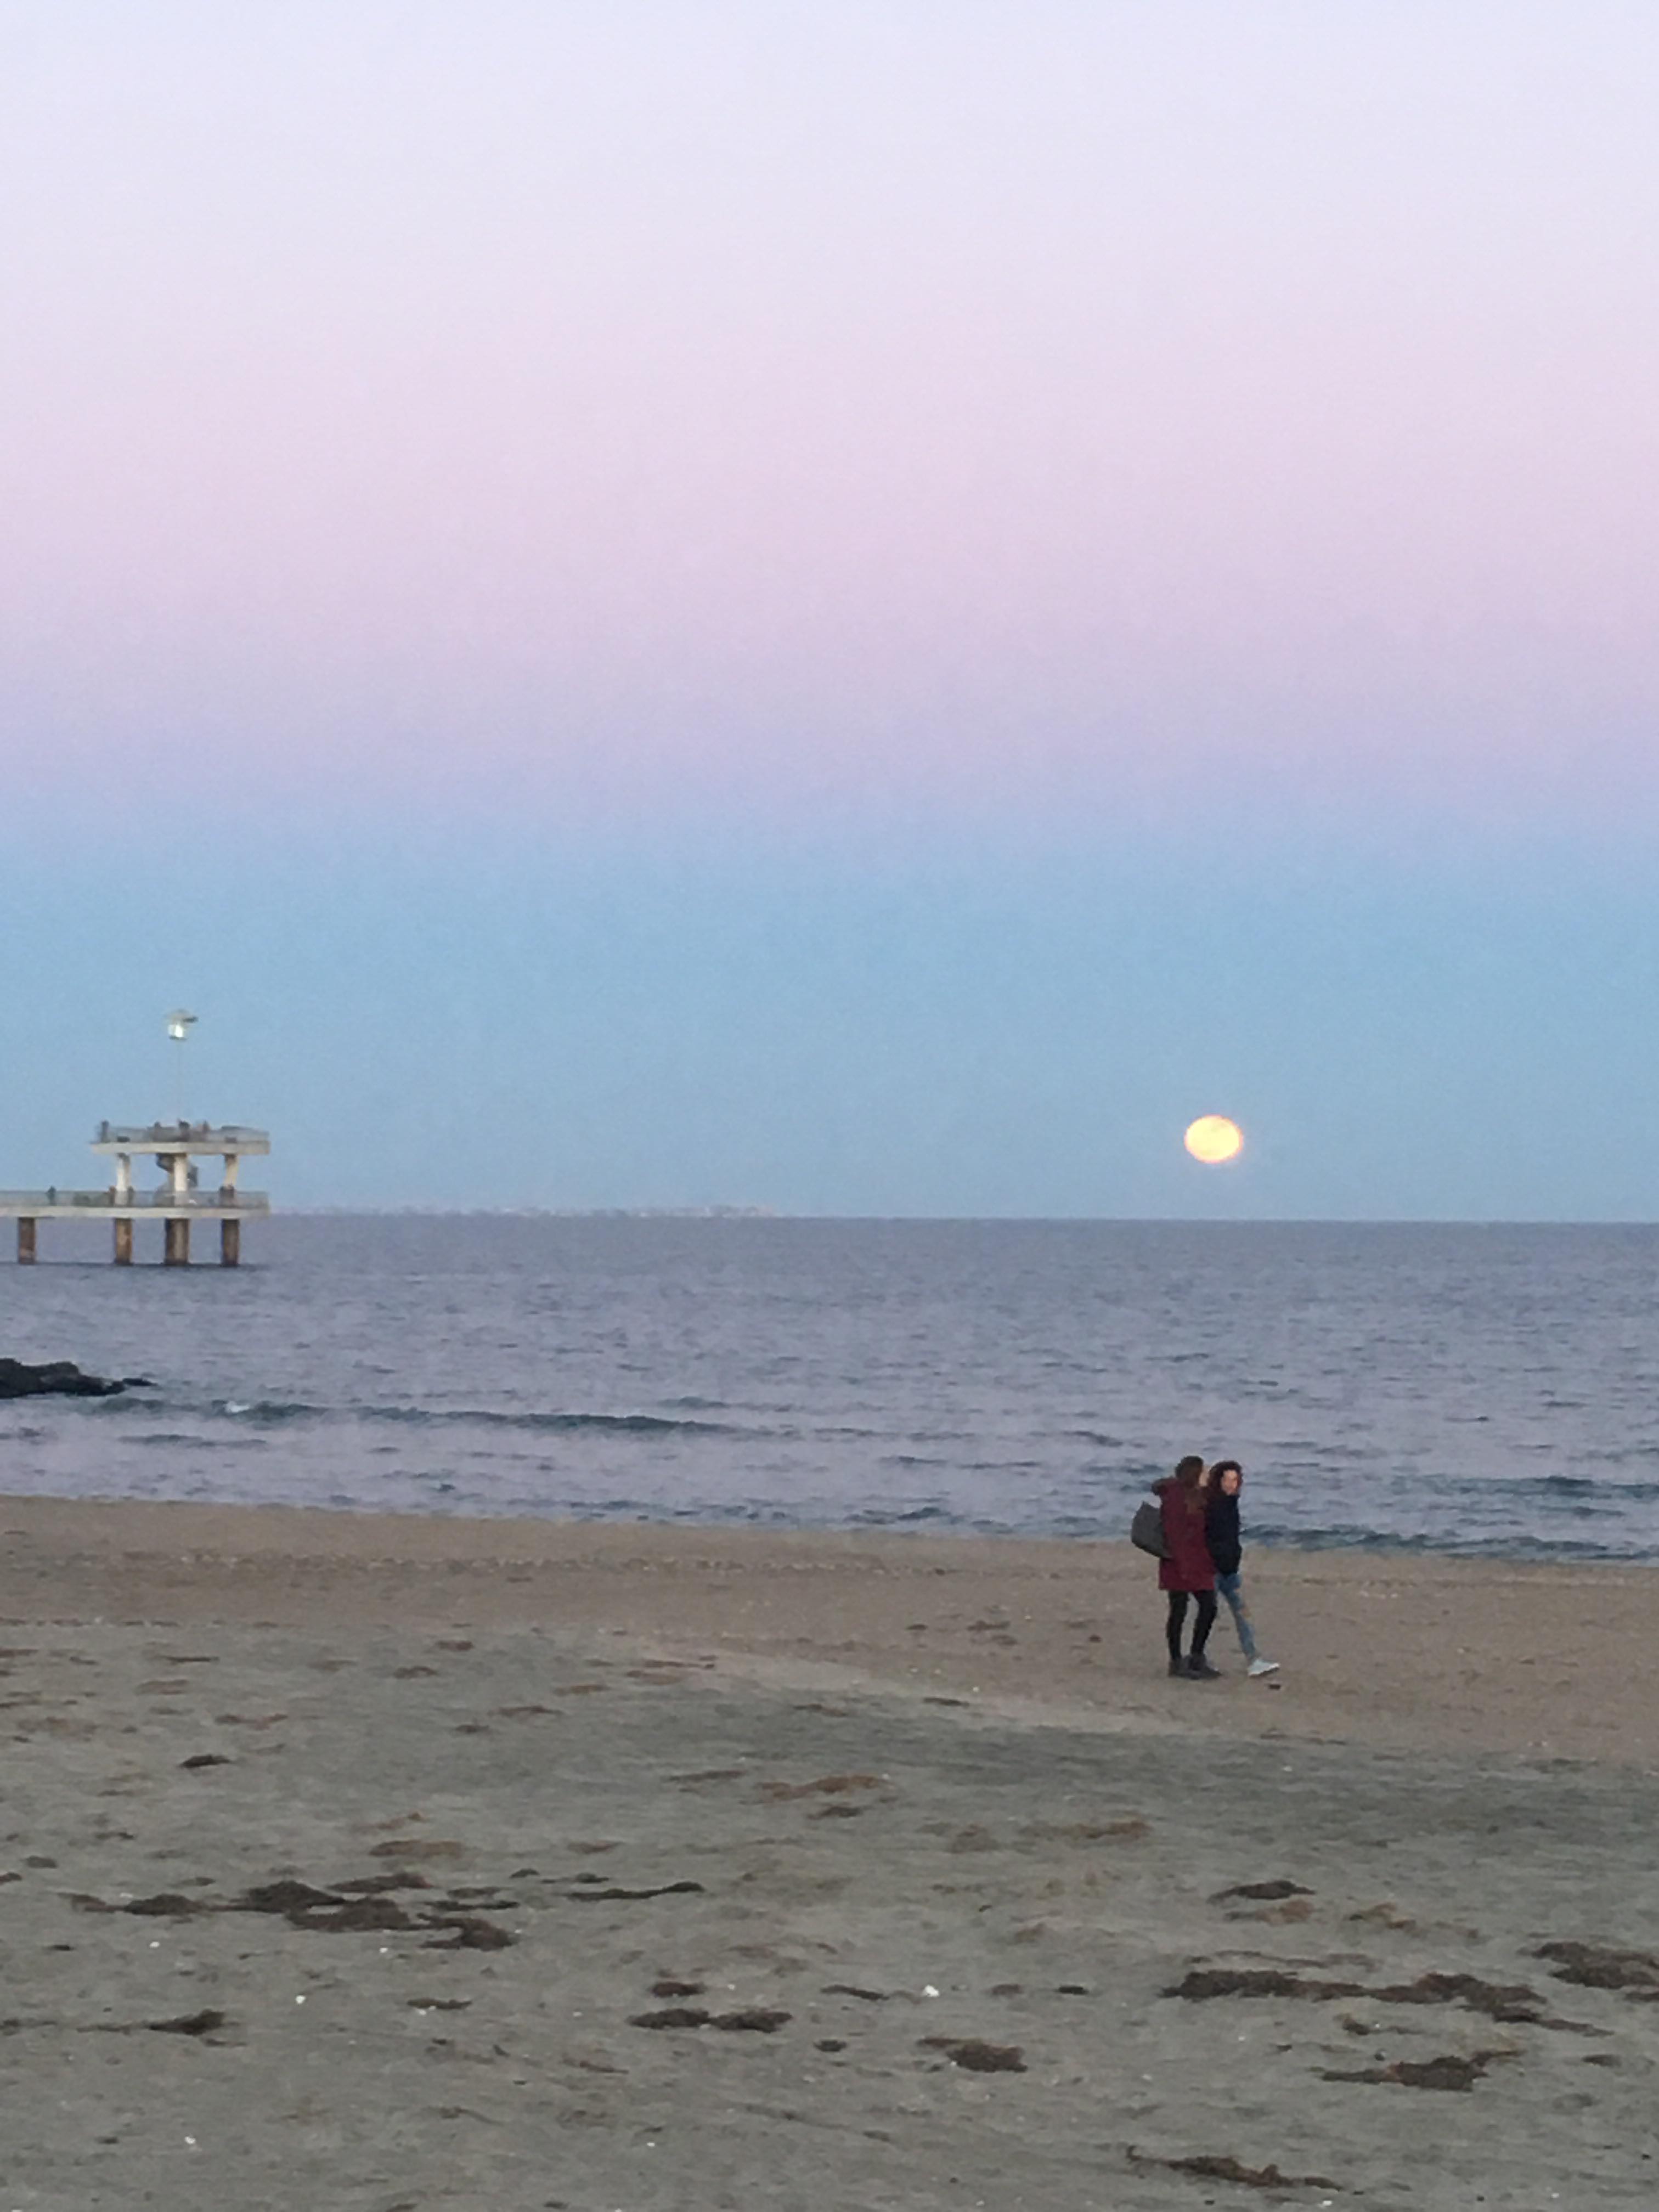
[4, 1492, 1654, 1769]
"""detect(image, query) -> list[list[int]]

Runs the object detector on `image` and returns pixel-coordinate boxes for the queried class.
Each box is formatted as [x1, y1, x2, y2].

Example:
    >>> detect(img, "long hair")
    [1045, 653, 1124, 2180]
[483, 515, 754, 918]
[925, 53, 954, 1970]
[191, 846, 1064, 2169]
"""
[1171, 1454, 1206, 1513]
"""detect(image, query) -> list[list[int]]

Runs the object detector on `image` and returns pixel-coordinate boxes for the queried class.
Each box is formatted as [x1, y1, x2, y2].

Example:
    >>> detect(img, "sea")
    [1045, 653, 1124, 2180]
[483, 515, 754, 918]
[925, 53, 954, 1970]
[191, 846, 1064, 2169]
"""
[3, 1216, 1657, 1561]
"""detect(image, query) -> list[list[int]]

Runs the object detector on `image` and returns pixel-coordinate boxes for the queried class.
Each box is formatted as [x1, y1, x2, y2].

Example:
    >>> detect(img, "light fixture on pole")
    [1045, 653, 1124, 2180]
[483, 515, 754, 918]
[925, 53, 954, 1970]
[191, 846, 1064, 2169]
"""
[166, 1009, 197, 1122]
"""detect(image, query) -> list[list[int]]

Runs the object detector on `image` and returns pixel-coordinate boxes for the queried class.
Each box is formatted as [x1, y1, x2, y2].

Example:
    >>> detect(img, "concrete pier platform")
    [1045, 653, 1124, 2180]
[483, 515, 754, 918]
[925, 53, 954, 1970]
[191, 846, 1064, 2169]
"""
[1, 1122, 270, 1266]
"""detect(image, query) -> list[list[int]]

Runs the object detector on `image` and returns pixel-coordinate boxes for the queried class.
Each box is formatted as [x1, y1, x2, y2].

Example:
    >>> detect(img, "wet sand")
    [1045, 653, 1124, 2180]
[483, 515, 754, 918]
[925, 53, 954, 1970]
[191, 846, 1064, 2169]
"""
[2, 1496, 1657, 2208]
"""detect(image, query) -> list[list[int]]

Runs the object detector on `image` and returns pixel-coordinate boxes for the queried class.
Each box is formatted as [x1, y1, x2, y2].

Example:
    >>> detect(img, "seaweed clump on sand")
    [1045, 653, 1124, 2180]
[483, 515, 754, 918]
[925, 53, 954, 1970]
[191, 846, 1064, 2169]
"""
[1165, 1965, 1555, 2025]
[1321, 2051, 1504, 2092]
[71, 1876, 516, 1948]
[918, 2036, 1026, 2073]
[1130, 2149, 1340, 2190]
[1536, 1941, 1659, 1997]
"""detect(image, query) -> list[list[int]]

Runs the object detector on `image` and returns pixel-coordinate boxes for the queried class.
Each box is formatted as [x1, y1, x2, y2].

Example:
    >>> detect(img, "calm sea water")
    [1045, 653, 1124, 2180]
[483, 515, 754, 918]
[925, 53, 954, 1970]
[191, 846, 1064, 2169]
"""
[2, 1217, 1657, 1560]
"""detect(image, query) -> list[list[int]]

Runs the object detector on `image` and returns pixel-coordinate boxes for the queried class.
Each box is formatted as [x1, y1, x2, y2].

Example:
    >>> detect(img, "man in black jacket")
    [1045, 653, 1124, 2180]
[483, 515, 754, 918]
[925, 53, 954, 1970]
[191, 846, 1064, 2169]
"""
[1205, 1461, 1279, 1678]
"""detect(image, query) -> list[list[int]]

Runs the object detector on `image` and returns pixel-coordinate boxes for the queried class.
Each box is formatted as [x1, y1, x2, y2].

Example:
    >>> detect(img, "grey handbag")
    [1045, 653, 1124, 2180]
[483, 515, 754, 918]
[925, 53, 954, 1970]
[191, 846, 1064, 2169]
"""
[1130, 1498, 1168, 1558]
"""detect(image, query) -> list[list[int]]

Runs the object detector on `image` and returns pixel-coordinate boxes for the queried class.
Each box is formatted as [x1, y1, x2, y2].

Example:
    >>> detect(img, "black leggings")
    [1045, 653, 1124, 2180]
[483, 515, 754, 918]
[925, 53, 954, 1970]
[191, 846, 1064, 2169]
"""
[1166, 1589, 1217, 1665]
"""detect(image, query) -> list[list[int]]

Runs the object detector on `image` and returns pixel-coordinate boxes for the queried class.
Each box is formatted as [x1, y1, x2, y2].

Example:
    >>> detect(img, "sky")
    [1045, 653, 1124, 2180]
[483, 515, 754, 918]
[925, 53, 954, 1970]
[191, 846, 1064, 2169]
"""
[2, 2, 1657, 1216]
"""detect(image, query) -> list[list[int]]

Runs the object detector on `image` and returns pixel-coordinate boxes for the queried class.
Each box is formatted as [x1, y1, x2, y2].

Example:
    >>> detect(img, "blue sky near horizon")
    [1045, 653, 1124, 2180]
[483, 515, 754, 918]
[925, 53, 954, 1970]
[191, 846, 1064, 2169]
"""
[5, 823, 1658, 1219]
[3, 3, 1658, 1218]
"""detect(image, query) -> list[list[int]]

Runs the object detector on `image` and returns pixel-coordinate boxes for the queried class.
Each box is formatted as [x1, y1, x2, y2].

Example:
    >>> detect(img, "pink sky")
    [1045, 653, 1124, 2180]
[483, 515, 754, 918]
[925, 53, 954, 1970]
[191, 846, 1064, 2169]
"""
[3, 2, 1657, 833]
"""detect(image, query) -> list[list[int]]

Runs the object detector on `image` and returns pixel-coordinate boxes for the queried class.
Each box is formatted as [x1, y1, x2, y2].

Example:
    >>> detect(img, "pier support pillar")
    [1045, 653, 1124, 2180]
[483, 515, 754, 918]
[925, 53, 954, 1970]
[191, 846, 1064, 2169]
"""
[18, 1217, 37, 1265]
[163, 1217, 191, 1267]
[220, 1218, 240, 1268]
[114, 1217, 134, 1266]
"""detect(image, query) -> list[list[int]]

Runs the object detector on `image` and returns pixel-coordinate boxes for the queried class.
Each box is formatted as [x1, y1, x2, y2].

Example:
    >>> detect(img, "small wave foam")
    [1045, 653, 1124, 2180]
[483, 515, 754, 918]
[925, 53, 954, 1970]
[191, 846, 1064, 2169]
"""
[1401, 1472, 1659, 1506]
[216, 1398, 746, 1438]
[421, 1407, 744, 1438]
[217, 1399, 325, 1423]
[133, 1431, 266, 1454]
[849, 1503, 952, 1527]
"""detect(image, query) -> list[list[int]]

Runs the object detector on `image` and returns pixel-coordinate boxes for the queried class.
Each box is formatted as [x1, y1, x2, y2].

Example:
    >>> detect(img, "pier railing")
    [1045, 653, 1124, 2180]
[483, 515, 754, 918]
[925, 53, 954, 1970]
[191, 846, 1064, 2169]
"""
[0, 1189, 270, 1214]
[91, 1123, 270, 1154]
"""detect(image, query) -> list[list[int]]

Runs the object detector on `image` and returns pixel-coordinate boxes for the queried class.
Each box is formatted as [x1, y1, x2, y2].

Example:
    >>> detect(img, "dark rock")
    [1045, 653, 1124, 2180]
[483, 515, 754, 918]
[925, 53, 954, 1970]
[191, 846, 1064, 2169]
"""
[0, 1360, 127, 1400]
[631, 2007, 713, 2030]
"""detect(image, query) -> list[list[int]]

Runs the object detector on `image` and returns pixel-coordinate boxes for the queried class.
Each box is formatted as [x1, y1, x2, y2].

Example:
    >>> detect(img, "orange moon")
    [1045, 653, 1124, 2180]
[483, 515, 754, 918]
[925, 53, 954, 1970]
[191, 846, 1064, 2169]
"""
[1184, 1115, 1244, 1165]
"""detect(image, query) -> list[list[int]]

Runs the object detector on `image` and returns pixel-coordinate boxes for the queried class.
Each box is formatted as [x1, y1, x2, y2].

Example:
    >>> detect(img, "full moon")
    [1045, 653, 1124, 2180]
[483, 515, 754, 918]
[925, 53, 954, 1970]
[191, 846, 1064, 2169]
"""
[1184, 1115, 1244, 1165]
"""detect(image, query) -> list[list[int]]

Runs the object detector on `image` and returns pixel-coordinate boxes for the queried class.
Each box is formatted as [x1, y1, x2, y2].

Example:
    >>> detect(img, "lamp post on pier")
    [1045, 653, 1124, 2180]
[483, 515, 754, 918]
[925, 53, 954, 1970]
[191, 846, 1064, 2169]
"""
[166, 1008, 197, 1121]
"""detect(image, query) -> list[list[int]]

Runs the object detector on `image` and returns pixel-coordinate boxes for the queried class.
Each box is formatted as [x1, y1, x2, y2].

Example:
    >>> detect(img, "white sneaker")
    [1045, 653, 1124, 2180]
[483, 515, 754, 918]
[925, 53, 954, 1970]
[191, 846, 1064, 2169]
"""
[1247, 1658, 1280, 1678]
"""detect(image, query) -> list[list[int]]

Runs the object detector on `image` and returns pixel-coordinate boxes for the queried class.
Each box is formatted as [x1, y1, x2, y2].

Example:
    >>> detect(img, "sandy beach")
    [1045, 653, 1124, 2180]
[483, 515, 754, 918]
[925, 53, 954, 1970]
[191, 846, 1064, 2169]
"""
[3, 1497, 1657, 2209]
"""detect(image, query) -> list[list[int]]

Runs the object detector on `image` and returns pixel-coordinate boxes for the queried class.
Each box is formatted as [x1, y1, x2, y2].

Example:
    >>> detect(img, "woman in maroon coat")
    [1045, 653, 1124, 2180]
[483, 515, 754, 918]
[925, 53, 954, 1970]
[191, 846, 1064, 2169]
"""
[1155, 1455, 1220, 1679]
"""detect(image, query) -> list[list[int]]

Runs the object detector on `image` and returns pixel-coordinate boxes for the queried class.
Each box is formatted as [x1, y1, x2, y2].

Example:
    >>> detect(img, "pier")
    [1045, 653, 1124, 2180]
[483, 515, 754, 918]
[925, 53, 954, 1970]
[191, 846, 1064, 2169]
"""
[1, 1122, 271, 1267]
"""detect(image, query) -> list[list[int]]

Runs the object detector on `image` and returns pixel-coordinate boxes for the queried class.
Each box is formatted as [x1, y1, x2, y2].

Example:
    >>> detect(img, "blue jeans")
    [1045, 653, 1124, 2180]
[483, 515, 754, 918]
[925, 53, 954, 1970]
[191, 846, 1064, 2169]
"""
[1215, 1570, 1257, 1662]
